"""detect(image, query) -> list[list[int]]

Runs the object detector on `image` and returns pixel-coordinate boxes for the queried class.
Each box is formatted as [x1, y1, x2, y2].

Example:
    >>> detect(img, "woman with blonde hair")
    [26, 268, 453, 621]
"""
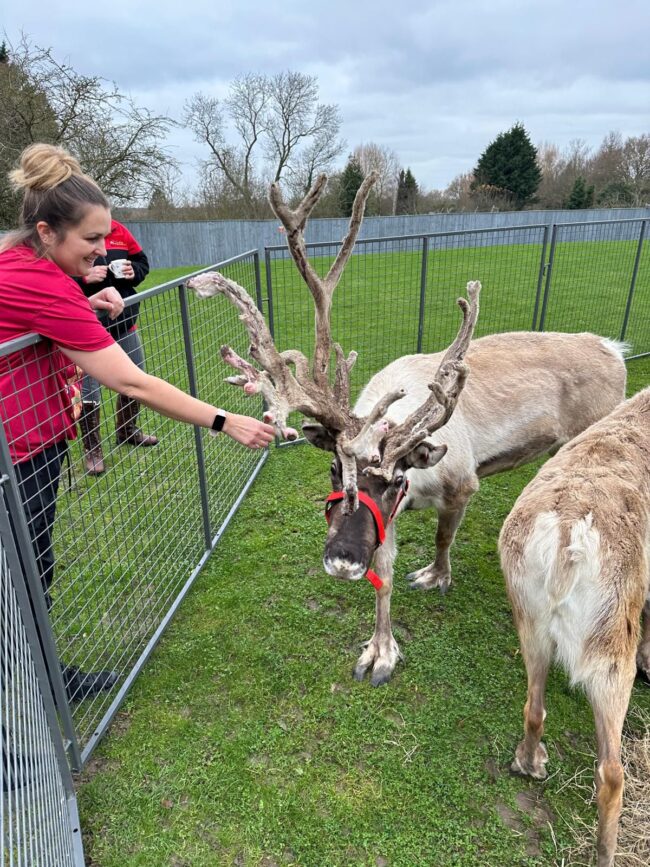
[0, 143, 274, 700]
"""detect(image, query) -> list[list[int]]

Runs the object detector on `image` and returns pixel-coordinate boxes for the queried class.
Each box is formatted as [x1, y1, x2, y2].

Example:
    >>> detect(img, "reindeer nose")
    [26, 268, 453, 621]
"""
[323, 544, 367, 581]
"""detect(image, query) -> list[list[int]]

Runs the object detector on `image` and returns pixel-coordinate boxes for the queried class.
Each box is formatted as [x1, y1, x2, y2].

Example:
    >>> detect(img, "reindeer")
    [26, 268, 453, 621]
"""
[498, 387, 650, 867]
[187, 173, 627, 686]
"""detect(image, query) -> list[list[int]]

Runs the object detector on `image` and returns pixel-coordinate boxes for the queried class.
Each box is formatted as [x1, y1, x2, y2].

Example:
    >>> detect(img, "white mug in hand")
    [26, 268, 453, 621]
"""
[108, 258, 128, 278]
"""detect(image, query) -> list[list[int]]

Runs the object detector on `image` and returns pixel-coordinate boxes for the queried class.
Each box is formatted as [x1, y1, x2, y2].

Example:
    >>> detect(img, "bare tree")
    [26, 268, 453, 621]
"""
[184, 70, 344, 216]
[0, 33, 178, 219]
[184, 82, 269, 217]
[535, 141, 566, 208]
[536, 139, 592, 209]
[353, 143, 400, 214]
[287, 128, 347, 199]
[589, 131, 624, 187]
[444, 171, 474, 207]
[266, 71, 343, 182]
[621, 134, 650, 205]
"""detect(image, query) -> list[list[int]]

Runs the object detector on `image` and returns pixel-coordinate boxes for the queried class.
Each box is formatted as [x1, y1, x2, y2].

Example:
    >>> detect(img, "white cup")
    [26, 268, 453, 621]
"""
[108, 259, 128, 278]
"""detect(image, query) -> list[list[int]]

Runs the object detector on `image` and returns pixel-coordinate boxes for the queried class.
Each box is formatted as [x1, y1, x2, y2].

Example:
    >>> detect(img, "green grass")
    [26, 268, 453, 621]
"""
[77, 355, 650, 867]
[65, 244, 649, 864]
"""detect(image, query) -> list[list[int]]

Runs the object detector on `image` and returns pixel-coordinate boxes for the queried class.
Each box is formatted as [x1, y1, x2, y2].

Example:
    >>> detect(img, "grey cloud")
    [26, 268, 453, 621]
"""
[3, 0, 649, 190]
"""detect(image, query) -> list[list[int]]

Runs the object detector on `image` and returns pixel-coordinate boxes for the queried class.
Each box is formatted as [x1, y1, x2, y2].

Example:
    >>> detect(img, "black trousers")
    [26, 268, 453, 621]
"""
[13, 440, 68, 612]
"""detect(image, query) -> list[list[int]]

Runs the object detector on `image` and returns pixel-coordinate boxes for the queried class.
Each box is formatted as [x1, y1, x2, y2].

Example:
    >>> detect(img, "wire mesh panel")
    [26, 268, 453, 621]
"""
[266, 236, 426, 403]
[0, 252, 266, 764]
[266, 227, 547, 405]
[178, 255, 266, 539]
[623, 226, 650, 357]
[1, 510, 83, 866]
[539, 220, 648, 353]
[422, 225, 547, 351]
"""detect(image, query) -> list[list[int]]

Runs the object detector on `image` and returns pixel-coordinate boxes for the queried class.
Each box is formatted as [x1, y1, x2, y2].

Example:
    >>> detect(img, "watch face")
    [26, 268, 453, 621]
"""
[212, 411, 226, 432]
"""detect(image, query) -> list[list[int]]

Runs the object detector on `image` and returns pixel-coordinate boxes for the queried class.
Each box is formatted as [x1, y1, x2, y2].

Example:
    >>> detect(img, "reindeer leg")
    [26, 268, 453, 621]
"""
[636, 592, 650, 681]
[587, 659, 636, 867]
[354, 528, 401, 686]
[511, 620, 553, 779]
[406, 499, 470, 593]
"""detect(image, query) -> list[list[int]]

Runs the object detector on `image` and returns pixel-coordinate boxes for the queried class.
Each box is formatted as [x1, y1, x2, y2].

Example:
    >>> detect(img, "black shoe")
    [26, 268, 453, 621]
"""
[61, 665, 118, 701]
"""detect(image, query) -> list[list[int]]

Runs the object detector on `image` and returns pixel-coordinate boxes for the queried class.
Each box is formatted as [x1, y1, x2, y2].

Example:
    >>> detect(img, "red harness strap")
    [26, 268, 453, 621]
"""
[324, 481, 410, 590]
[325, 490, 386, 542]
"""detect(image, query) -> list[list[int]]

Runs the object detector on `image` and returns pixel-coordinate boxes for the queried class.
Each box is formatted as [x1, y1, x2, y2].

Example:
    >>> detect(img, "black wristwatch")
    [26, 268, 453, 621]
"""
[209, 409, 227, 436]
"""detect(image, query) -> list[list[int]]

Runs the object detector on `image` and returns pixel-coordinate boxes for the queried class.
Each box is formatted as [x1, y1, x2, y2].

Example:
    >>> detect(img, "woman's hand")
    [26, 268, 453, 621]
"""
[88, 287, 124, 320]
[222, 413, 275, 449]
[85, 265, 109, 284]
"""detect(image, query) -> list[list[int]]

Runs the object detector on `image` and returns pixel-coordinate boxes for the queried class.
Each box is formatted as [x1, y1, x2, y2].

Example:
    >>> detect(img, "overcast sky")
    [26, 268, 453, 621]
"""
[4, 0, 649, 193]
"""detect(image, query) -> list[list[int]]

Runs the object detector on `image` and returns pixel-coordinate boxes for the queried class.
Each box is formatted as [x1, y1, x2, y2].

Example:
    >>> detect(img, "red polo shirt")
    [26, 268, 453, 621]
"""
[0, 244, 115, 463]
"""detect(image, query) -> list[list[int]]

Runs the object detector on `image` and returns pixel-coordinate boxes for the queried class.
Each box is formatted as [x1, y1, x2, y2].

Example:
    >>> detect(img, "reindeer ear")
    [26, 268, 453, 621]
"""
[302, 422, 337, 452]
[405, 442, 448, 469]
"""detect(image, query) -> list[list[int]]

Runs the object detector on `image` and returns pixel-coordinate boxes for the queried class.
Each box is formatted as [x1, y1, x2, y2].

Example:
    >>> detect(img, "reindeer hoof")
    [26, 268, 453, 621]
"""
[510, 742, 549, 779]
[405, 568, 452, 594]
[353, 663, 369, 682]
[370, 669, 391, 687]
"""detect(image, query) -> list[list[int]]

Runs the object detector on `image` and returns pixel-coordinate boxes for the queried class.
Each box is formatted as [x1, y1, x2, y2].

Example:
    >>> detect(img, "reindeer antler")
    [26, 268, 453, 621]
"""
[269, 171, 378, 388]
[189, 177, 480, 517]
[187, 172, 378, 449]
[359, 280, 481, 481]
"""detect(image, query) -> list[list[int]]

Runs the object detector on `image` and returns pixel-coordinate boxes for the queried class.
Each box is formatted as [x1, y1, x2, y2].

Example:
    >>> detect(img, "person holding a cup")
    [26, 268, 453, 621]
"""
[76, 219, 155, 474]
[0, 143, 275, 699]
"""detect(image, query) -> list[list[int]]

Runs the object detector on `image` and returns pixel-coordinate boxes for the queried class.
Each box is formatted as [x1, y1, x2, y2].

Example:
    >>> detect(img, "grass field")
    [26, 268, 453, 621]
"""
[72, 247, 650, 866]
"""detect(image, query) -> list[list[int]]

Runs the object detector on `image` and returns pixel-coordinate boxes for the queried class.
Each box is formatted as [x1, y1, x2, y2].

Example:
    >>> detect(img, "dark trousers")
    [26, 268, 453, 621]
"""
[13, 440, 67, 612]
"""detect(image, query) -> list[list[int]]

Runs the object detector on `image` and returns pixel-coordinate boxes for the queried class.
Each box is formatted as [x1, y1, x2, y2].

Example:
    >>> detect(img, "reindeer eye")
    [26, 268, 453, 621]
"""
[392, 473, 404, 488]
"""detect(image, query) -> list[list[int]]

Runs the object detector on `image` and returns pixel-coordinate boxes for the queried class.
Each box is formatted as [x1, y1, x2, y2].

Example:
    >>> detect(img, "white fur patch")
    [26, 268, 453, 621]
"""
[599, 337, 630, 362]
[519, 511, 603, 686]
[323, 556, 365, 581]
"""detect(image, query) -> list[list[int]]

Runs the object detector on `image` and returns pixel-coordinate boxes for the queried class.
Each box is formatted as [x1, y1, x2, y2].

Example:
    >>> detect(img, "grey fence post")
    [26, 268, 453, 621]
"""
[254, 251, 264, 313]
[0, 432, 81, 771]
[264, 248, 276, 339]
[178, 283, 212, 550]
[416, 236, 429, 353]
[620, 219, 647, 342]
[531, 224, 550, 331]
[537, 224, 559, 332]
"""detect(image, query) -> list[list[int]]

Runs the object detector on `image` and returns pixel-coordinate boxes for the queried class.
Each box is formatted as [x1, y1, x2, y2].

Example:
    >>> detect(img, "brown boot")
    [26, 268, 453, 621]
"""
[115, 395, 159, 446]
[78, 401, 105, 475]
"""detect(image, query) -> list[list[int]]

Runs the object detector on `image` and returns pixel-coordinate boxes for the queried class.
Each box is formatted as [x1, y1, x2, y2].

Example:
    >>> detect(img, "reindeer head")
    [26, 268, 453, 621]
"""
[187, 174, 480, 584]
[303, 282, 479, 581]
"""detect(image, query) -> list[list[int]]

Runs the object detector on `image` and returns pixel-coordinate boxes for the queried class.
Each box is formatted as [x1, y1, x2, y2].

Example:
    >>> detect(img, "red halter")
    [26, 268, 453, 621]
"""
[324, 480, 410, 590]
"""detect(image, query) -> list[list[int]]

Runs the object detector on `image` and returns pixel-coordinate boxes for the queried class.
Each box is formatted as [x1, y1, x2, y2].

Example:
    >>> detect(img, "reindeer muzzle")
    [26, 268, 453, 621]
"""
[324, 481, 410, 589]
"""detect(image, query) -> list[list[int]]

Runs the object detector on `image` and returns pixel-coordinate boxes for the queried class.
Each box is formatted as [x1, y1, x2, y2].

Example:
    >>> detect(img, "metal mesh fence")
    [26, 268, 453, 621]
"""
[265, 219, 649, 414]
[0, 251, 266, 769]
[1, 500, 83, 866]
[538, 219, 650, 356]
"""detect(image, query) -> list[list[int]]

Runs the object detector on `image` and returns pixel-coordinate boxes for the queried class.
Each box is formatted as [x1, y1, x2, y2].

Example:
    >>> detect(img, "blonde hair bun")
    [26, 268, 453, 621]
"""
[9, 144, 84, 192]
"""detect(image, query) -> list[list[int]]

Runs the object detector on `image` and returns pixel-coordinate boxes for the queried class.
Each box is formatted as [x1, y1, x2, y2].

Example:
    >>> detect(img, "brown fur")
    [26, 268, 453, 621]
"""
[324, 331, 627, 685]
[499, 387, 650, 866]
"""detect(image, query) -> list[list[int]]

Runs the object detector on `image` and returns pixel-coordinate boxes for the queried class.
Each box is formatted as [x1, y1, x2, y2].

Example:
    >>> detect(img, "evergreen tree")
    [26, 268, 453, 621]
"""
[148, 186, 172, 213]
[564, 176, 595, 209]
[471, 122, 541, 208]
[395, 167, 418, 214]
[0, 42, 8, 64]
[596, 180, 634, 207]
[338, 155, 364, 217]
